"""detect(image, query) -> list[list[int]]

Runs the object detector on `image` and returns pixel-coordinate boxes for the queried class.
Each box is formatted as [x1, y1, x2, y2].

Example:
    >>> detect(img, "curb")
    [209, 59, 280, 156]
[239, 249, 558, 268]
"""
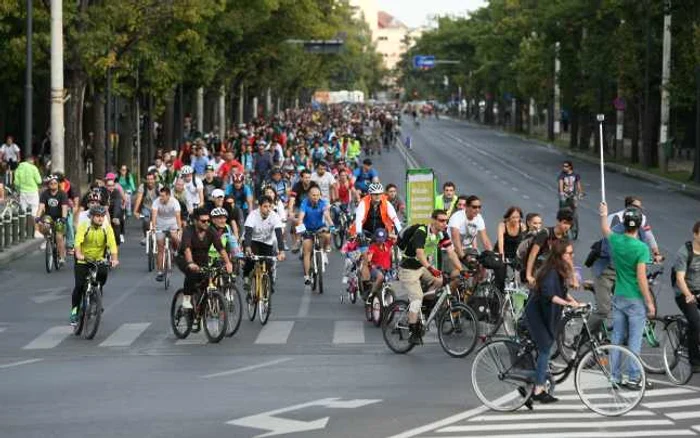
[0, 238, 43, 266]
[443, 116, 700, 197]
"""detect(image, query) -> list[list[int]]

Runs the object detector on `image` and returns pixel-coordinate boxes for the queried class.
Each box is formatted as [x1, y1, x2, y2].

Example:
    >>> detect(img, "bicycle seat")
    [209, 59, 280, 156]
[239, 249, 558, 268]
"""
[662, 315, 685, 324]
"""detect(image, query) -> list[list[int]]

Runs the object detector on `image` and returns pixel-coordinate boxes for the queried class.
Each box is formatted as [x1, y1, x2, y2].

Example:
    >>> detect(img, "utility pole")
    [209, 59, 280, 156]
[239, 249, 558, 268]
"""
[50, 0, 64, 173]
[196, 87, 204, 134]
[105, 67, 112, 172]
[237, 83, 244, 126]
[658, 0, 672, 173]
[218, 85, 226, 140]
[24, 0, 33, 159]
[553, 41, 561, 138]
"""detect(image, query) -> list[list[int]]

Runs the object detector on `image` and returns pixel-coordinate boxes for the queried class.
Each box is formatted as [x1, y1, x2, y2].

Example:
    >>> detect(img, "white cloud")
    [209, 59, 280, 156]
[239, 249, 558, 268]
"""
[376, 0, 487, 28]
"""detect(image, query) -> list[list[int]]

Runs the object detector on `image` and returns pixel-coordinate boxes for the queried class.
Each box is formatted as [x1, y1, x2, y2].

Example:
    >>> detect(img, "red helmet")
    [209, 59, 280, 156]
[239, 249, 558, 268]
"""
[232, 173, 245, 184]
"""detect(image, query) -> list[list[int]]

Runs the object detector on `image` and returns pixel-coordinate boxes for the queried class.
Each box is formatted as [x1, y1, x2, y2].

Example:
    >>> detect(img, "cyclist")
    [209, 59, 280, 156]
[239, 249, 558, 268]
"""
[133, 171, 161, 245]
[525, 208, 574, 287]
[361, 228, 393, 300]
[448, 195, 492, 259]
[399, 209, 463, 345]
[599, 202, 655, 390]
[435, 181, 458, 217]
[288, 169, 319, 253]
[209, 207, 242, 263]
[201, 164, 224, 203]
[672, 221, 700, 371]
[180, 165, 204, 215]
[36, 175, 69, 266]
[225, 173, 254, 219]
[385, 184, 405, 222]
[177, 207, 234, 316]
[71, 205, 119, 326]
[104, 174, 125, 245]
[206, 188, 242, 237]
[152, 186, 182, 282]
[298, 186, 333, 286]
[242, 195, 286, 297]
[263, 167, 291, 204]
[353, 158, 379, 197]
[557, 160, 583, 208]
[311, 160, 337, 203]
[352, 182, 402, 238]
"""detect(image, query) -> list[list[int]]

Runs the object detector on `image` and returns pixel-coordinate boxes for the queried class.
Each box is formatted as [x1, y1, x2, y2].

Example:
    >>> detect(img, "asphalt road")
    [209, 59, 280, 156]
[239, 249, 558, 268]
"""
[1, 116, 699, 438]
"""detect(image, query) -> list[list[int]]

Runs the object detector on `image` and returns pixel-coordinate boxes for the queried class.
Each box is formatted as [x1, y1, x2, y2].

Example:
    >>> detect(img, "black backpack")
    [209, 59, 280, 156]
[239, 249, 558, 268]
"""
[671, 241, 696, 288]
[396, 223, 426, 253]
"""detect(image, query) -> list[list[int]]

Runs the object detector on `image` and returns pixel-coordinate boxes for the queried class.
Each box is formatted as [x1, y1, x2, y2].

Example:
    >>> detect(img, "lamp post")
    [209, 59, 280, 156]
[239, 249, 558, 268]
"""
[24, 0, 33, 159]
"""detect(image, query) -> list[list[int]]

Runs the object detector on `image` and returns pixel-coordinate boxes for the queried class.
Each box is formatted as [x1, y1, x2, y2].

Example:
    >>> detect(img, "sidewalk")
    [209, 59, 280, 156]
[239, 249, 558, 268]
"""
[0, 238, 43, 266]
[444, 115, 700, 197]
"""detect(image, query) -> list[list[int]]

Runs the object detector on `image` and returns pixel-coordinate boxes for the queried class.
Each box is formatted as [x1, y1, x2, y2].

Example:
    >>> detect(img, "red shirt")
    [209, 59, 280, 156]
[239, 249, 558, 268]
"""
[172, 158, 184, 171]
[337, 181, 351, 204]
[218, 160, 244, 180]
[368, 241, 392, 270]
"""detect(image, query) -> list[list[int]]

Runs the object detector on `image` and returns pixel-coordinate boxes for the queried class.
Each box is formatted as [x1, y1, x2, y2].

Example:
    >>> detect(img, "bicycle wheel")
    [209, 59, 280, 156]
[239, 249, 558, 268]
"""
[170, 289, 193, 339]
[247, 276, 257, 321]
[53, 240, 60, 270]
[82, 286, 102, 340]
[382, 300, 416, 354]
[164, 240, 171, 290]
[147, 239, 155, 272]
[569, 213, 579, 241]
[316, 251, 324, 294]
[471, 339, 535, 412]
[639, 317, 668, 374]
[576, 343, 646, 416]
[469, 282, 503, 336]
[438, 304, 478, 358]
[663, 319, 692, 385]
[45, 237, 53, 273]
[203, 291, 227, 343]
[224, 285, 243, 337]
[258, 274, 272, 325]
[556, 313, 585, 365]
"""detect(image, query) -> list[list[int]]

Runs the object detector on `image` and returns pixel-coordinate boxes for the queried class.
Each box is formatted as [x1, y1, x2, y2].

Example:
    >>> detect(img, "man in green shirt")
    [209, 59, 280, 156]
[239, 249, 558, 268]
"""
[600, 201, 655, 389]
[14, 156, 43, 223]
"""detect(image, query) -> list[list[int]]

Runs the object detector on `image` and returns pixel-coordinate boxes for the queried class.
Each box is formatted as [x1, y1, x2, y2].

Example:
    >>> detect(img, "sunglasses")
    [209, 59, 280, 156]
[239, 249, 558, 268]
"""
[198, 218, 210, 224]
[436, 218, 448, 223]
[470, 205, 482, 209]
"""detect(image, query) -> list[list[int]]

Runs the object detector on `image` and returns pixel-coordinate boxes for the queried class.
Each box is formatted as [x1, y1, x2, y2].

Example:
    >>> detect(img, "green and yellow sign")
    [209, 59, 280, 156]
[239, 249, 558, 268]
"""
[406, 168, 436, 226]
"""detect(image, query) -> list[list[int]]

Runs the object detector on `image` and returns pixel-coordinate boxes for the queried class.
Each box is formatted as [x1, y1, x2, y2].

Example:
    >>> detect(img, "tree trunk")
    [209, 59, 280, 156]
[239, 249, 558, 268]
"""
[631, 98, 641, 163]
[64, 69, 87, 186]
[141, 94, 153, 178]
[163, 90, 175, 151]
[117, 98, 133, 169]
[92, 91, 106, 180]
[579, 114, 592, 151]
[569, 106, 580, 149]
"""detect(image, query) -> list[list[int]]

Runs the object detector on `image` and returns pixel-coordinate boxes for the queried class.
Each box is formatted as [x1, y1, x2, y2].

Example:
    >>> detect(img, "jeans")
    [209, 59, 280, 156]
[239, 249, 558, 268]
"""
[589, 266, 616, 335]
[65, 210, 75, 248]
[610, 295, 646, 382]
[535, 344, 552, 386]
[675, 295, 700, 364]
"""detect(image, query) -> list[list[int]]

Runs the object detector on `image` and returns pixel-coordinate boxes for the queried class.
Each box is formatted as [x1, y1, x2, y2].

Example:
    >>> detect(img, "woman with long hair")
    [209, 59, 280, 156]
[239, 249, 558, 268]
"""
[524, 239, 581, 403]
[117, 165, 136, 217]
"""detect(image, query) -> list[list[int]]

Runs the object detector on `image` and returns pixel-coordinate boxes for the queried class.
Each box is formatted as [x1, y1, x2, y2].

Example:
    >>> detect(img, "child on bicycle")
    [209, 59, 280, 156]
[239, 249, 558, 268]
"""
[362, 228, 393, 299]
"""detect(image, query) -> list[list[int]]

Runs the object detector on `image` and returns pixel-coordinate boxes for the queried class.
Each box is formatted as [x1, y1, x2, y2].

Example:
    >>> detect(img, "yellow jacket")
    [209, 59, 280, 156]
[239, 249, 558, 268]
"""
[75, 221, 117, 262]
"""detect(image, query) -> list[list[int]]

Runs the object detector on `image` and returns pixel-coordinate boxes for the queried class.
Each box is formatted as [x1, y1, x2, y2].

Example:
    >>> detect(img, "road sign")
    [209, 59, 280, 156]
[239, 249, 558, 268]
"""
[413, 55, 436, 69]
[228, 397, 381, 437]
[406, 168, 436, 226]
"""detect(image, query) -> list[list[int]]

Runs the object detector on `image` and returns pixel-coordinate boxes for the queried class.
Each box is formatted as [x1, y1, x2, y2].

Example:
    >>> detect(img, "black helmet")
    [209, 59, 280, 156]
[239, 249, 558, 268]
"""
[622, 207, 643, 230]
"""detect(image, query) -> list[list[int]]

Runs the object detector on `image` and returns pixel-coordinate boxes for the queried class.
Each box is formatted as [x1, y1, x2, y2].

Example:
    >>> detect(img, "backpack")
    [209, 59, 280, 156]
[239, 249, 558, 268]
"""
[671, 241, 695, 288]
[515, 227, 552, 269]
[396, 223, 426, 253]
[584, 239, 603, 268]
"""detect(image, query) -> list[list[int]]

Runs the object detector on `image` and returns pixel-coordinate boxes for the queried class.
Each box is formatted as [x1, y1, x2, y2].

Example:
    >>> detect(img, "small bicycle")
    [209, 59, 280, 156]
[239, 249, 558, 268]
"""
[245, 254, 276, 325]
[365, 269, 396, 327]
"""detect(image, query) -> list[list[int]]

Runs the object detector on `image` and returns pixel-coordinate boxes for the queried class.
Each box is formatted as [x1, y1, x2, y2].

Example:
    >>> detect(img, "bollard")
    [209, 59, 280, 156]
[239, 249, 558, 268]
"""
[11, 210, 19, 244]
[0, 213, 4, 251]
[26, 207, 34, 241]
[4, 212, 12, 248]
[18, 207, 26, 242]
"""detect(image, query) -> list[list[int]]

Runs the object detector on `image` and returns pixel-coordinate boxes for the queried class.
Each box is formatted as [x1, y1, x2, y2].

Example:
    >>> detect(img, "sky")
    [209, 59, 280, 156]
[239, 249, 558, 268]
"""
[376, 0, 487, 28]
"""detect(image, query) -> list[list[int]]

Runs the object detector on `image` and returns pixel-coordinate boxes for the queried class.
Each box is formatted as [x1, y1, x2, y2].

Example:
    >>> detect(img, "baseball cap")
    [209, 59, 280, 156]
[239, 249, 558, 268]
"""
[212, 189, 225, 198]
[205, 164, 215, 171]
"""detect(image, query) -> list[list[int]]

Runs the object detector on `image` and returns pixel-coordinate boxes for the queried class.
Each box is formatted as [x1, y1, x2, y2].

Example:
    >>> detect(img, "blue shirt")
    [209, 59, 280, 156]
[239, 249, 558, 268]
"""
[191, 156, 209, 175]
[301, 198, 328, 231]
[353, 168, 378, 192]
[225, 184, 253, 211]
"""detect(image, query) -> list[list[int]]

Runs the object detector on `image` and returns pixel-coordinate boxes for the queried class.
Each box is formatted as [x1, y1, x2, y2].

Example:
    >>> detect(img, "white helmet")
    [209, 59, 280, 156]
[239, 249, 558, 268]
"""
[180, 165, 194, 176]
[210, 207, 228, 218]
[368, 183, 384, 194]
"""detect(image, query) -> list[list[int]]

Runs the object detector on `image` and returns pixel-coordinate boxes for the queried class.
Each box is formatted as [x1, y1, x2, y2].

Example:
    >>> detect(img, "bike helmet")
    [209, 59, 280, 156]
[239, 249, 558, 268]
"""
[368, 183, 384, 195]
[232, 173, 245, 184]
[105, 172, 116, 181]
[89, 205, 107, 216]
[622, 207, 643, 230]
[180, 165, 194, 176]
[87, 191, 102, 203]
[374, 228, 387, 242]
[210, 207, 228, 218]
[271, 166, 282, 175]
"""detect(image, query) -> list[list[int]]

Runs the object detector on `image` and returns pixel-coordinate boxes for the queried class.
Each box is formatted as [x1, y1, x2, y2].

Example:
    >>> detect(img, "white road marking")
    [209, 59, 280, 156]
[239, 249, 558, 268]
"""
[0, 327, 6, 334]
[386, 404, 490, 438]
[297, 287, 312, 318]
[0, 358, 43, 369]
[643, 396, 700, 409]
[468, 410, 654, 421]
[332, 320, 365, 344]
[200, 358, 292, 379]
[439, 419, 672, 433]
[667, 411, 700, 420]
[22, 326, 72, 350]
[522, 195, 530, 199]
[255, 321, 294, 344]
[99, 323, 151, 347]
[175, 336, 207, 345]
[420, 431, 695, 438]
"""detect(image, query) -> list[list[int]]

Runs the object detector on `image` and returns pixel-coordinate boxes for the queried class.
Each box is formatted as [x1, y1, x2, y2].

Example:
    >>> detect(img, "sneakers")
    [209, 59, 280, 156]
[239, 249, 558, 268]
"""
[291, 243, 301, 254]
[621, 379, 653, 391]
[120, 234, 125, 244]
[69, 307, 78, 326]
[140, 238, 146, 246]
[408, 323, 423, 345]
[58, 258, 66, 268]
[304, 276, 312, 286]
[532, 392, 559, 404]
[155, 272, 164, 282]
[181, 295, 193, 309]
[40, 241, 47, 250]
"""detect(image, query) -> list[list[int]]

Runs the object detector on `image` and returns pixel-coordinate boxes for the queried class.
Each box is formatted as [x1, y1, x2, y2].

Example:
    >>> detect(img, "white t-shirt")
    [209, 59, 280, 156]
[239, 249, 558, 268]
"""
[244, 208, 283, 246]
[183, 178, 201, 211]
[311, 172, 336, 201]
[153, 197, 181, 229]
[0, 143, 20, 162]
[448, 210, 485, 249]
[209, 158, 224, 173]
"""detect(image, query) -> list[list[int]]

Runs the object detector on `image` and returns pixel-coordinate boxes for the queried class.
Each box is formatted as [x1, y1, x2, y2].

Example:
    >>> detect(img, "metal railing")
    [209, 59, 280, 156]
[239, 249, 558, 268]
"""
[0, 190, 35, 252]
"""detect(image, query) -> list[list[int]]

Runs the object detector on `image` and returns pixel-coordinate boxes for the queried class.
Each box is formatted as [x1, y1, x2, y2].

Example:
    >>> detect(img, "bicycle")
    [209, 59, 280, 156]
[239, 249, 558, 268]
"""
[0, 185, 21, 218]
[159, 230, 175, 290]
[465, 265, 503, 336]
[170, 265, 228, 343]
[489, 259, 529, 338]
[213, 261, 243, 338]
[560, 192, 583, 241]
[145, 226, 157, 272]
[42, 217, 60, 273]
[365, 269, 396, 327]
[340, 233, 370, 304]
[73, 260, 110, 340]
[472, 304, 646, 417]
[663, 304, 700, 385]
[332, 203, 350, 250]
[307, 228, 329, 295]
[245, 254, 276, 325]
[382, 271, 479, 358]
[557, 265, 669, 374]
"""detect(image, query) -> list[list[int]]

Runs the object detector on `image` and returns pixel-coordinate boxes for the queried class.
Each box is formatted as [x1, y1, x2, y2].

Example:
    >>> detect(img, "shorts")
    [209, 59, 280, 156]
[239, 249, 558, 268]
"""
[20, 192, 39, 216]
[156, 223, 179, 239]
[370, 267, 386, 281]
[41, 215, 65, 233]
[302, 228, 328, 240]
[399, 266, 439, 302]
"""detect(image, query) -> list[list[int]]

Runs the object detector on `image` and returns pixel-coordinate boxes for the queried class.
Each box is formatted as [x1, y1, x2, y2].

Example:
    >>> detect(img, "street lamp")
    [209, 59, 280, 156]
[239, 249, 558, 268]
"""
[24, 0, 33, 159]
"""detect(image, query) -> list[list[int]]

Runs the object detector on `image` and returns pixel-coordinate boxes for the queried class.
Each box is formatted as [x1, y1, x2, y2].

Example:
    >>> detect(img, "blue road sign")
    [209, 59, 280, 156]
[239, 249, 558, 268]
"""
[413, 55, 436, 69]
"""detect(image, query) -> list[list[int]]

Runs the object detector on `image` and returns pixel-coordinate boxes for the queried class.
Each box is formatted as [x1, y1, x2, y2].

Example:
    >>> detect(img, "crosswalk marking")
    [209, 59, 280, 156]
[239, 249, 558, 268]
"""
[333, 321, 365, 344]
[424, 431, 696, 438]
[22, 326, 72, 350]
[438, 419, 673, 433]
[99, 323, 151, 347]
[468, 411, 654, 421]
[255, 321, 294, 344]
[0, 327, 6, 334]
[559, 387, 693, 402]
[643, 397, 700, 409]
[667, 411, 700, 420]
[175, 336, 207, 345]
